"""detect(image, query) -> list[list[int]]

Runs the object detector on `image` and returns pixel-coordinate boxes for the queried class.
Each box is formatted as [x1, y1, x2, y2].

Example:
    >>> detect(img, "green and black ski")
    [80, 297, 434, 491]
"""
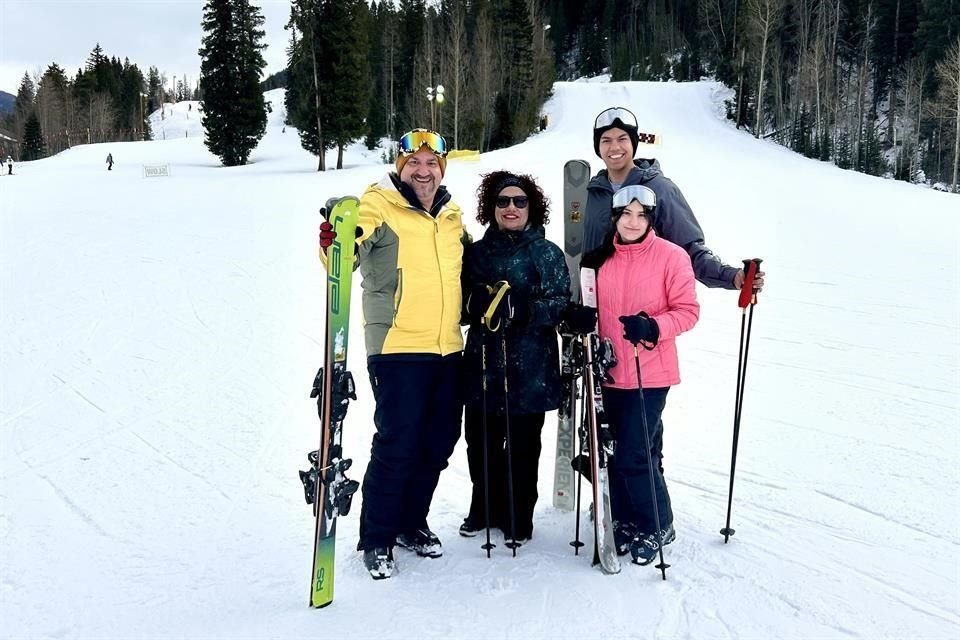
[300, 196, 361, 608]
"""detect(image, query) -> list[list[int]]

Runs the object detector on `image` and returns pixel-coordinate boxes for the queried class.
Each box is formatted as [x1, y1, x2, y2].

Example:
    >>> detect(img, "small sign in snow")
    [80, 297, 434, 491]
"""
[143, 164, 171, 178]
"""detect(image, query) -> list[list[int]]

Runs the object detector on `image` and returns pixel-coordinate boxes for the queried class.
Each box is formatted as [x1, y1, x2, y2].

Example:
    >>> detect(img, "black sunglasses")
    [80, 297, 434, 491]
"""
[495, 195, 529, 209]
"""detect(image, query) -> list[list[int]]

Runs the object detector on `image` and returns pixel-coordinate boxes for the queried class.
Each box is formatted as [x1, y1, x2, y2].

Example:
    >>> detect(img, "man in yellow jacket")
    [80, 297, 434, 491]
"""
[320, 129, 467, 580]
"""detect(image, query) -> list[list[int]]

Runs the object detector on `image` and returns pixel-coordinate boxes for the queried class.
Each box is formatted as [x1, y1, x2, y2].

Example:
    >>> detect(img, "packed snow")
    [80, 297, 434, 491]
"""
[1, 83, 958, 639]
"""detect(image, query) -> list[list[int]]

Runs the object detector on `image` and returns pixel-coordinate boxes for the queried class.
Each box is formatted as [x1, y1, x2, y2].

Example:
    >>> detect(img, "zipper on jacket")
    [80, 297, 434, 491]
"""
[434, 218, 444, 352]
[393, 267, 403, 326]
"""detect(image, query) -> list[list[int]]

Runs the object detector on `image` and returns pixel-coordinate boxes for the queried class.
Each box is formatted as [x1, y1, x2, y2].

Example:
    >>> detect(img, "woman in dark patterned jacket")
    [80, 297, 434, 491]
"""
[459, 171, 575, 544]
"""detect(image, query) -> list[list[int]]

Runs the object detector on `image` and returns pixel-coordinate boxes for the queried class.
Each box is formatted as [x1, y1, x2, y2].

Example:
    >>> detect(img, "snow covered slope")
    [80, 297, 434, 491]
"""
[1, 80, 957, 639]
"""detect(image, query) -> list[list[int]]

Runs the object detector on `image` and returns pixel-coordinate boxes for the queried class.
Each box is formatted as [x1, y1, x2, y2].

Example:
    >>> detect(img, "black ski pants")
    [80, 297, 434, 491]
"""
[357, 356, 463, 550]
[464, 410, 545, 540]
[603, 386, 673, 533]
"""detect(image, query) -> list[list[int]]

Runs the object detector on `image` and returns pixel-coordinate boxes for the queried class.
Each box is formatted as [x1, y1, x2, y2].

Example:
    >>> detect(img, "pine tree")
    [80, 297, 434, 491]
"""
[234, 0, 268, 154]
[365, 1, 390, 149]
[22, 113, 45, 160]
[199, 0, 268, 166]
[285, 0, 328, 167]
[398, 0, 427, 130]
[86, 43, 106, 72]
[15, 72, 35, 120]
[148, 66, 162, 113]
[321, 0, 371, 168]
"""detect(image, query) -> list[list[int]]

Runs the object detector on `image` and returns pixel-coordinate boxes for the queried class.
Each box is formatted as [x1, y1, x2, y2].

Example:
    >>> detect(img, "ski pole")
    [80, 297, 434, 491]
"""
[632, 345, 670, 580]
[570, 374, 586, 555]
[479, 281, 512, 556]
[721, 258, 762, 543]
[501, 332, 520, 556]
[480, 339, 495, 558]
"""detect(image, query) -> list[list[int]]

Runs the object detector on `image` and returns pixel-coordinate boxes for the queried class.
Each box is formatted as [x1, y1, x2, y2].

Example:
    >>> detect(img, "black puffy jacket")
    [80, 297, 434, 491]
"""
[462, 225, 570, 415]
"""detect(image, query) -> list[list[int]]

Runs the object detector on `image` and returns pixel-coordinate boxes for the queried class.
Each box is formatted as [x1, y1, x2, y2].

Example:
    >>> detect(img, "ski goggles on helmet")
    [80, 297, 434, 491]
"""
[398, 129, 448, 157]
[594, 107, 638, 131]
[612, 185, 657, 210]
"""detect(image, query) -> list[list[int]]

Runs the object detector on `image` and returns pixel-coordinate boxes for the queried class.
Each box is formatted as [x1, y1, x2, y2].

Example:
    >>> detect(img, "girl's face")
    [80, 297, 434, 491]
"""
[494, 186, 530, 232]
[615, 201, 650, 242]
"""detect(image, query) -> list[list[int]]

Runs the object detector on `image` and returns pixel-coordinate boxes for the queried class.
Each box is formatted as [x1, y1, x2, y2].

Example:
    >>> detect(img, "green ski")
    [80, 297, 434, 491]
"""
[300, 196, 361, 608]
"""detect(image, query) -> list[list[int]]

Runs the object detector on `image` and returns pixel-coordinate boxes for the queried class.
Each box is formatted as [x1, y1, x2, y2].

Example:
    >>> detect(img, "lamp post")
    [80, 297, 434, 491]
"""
[426, 84, 444, 131]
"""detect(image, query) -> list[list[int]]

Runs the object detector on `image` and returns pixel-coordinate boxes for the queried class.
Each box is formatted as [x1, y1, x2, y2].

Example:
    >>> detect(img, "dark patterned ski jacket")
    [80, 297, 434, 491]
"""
[583, 158, 739, 289]
[462, 225, 570, 415]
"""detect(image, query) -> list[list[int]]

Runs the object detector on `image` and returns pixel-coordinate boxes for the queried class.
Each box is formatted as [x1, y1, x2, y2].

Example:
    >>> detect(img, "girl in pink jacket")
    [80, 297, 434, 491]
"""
[581, 184, 700, 566]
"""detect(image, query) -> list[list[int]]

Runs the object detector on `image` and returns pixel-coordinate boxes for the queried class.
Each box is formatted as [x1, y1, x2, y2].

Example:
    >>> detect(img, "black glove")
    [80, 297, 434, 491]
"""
[504, 291, 530, 326]
[465, 284, 494, 322]
[619, 312, 659, 346]
[562, 302, 597, 334]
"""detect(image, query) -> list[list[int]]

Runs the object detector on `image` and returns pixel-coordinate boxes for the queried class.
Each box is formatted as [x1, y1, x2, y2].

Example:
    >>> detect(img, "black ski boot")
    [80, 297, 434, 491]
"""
[458, 518, 483, 538]
[363, 546, 395, 580]
[660, 523, 676, 547]
[630, 532, 661, 566]
[614, 521, 639, 556]
[396, 527, 442, 558]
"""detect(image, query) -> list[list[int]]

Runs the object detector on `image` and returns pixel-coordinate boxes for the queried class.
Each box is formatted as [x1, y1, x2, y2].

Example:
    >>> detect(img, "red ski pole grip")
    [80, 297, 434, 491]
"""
[738, 259, 762, 308]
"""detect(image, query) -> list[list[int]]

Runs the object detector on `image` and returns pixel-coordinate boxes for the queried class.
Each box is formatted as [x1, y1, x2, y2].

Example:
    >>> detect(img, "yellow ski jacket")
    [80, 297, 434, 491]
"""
[353, 174, 467, 358]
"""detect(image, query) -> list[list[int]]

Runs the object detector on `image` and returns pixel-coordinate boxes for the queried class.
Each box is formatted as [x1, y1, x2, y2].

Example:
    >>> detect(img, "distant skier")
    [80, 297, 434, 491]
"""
[5, 155, 12, 175]
[584, 106, 765, 292]
[317, 128, 467, 580]
[106, 153, 113, 171]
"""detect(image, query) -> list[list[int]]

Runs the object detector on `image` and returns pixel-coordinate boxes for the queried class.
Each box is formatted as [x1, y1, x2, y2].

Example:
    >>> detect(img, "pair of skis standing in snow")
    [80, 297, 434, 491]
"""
[304, 110, 765, 606]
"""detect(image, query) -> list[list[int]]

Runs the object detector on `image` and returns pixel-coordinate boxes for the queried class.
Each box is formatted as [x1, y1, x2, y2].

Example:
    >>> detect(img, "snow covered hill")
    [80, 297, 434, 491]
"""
[1, 80, 957, 640]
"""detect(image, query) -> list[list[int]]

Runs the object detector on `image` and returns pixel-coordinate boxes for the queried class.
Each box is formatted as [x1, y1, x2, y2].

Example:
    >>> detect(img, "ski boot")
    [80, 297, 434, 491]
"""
[396, 527, 443, 558]
[614, 521, 639, 556]
[458, 518, 483, 538]
[363, 546, 395, 580]
[630, 532, 661, 566]
[660, 523, 676, 547]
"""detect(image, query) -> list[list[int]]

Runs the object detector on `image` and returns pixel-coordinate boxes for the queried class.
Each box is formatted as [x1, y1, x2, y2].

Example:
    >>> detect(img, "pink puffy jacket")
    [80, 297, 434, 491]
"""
[596, 230, 700, 389]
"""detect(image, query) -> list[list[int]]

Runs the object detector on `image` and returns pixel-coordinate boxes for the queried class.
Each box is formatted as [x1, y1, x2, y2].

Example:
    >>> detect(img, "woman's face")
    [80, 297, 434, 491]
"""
[494, 186, 530, 232]
[615, 201, 650, 242]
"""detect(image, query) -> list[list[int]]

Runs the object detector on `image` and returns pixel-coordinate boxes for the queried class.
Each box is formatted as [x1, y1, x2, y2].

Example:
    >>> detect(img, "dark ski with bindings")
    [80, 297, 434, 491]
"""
[554, 159, 591, 511]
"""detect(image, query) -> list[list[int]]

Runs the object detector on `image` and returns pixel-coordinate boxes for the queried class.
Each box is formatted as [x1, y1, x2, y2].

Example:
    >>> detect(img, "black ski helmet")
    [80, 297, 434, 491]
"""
[593, 107, 640, 158]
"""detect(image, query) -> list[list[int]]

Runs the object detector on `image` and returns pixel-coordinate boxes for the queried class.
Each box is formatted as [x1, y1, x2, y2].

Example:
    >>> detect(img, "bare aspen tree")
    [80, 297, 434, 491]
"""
[748, 0, 784, 137]
[887, 0, 901, 146]
[445, 0, 467, 149]
[935, 37, 960, 193]
[794, 0, 813, 141]
[381, 18, 398, 141]
[471, 7, 496, 151]
[411, 19, 435, 130]
[291, 0, 325, 170]
[907, 59, 926, 180]
[528, 0, 553, 104]
[855, 1, 874, 167]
